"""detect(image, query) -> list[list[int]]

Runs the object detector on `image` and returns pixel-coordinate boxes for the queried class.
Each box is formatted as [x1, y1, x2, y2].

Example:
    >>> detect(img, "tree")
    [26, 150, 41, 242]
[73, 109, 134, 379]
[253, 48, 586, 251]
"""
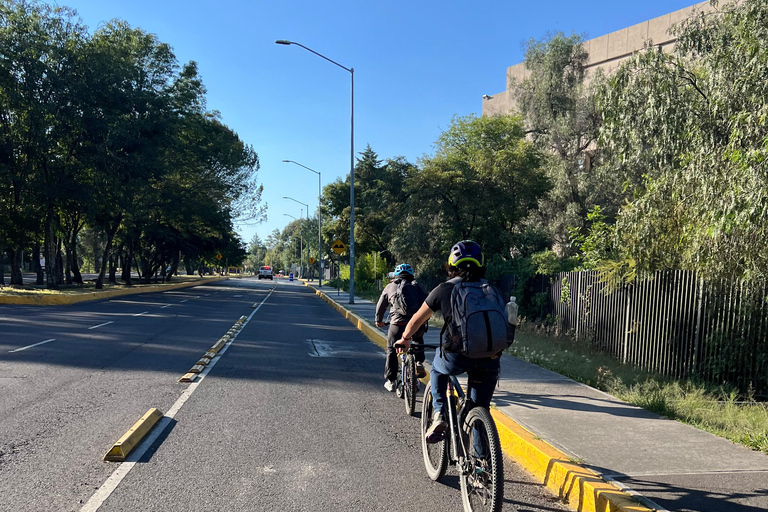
[512, 32, 608, 255]
[597, 0, 768, 282]
[393, 114, 549, 274]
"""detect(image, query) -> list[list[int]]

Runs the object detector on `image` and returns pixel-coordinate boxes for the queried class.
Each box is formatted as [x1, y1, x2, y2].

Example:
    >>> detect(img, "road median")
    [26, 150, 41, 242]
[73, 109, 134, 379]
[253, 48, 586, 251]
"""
[0, 276, 227, 306]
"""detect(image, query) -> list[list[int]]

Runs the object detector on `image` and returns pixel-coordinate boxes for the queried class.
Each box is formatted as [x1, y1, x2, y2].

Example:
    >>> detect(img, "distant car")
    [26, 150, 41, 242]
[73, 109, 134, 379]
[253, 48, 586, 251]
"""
[258, 265, 273, 280]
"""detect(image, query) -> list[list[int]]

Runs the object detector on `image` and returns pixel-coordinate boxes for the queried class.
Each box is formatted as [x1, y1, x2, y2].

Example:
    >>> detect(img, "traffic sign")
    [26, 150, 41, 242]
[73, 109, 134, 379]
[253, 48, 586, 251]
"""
[216, 252, 223, 260]
[331, 239, 347, 255]
[309, 257, 316, 264]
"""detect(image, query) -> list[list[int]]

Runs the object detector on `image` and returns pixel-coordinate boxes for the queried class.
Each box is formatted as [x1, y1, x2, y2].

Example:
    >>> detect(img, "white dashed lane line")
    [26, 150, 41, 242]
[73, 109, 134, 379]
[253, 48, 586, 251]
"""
[88, 321, 114, 330]
[9, 339, 56, 353]
[132, 311, 149, 317]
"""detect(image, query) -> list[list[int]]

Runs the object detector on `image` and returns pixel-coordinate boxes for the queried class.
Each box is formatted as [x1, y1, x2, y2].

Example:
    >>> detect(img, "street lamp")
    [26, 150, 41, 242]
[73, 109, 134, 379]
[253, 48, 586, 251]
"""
[283, 160, 323, 287]
[283, 212, 303, 277]
[284, 196, 309, 279]
[276, 39, 355, 303]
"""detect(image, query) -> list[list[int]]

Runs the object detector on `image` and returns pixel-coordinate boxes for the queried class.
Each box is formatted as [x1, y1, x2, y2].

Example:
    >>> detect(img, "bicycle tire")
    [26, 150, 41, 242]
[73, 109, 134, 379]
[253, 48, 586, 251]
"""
[421, 386, 448, 480]
[404, 355, 417, 416]
[459, 407, 503, 512]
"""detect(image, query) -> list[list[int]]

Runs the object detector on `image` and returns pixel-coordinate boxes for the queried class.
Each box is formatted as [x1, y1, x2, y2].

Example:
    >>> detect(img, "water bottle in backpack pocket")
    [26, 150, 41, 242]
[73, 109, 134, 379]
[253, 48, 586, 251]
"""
[446, 278, 510, 358]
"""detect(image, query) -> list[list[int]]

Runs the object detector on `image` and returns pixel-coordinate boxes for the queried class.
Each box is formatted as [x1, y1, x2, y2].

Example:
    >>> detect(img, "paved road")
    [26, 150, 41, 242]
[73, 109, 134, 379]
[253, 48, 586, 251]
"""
[0, 278, 571, 512]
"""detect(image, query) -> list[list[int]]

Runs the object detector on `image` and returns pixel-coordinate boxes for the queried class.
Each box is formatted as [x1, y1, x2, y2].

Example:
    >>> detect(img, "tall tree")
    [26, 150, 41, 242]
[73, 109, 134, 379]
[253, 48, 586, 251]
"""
[597, 0, 768, 282]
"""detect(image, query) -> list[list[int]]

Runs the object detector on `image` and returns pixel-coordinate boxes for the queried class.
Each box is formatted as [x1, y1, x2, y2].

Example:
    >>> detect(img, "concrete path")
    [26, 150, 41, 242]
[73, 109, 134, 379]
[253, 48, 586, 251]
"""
[305, 280, 768, 512]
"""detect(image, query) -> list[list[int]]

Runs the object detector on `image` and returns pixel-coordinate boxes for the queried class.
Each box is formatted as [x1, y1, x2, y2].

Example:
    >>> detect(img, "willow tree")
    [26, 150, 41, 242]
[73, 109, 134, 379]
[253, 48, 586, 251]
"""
[598, 0, 768, 283]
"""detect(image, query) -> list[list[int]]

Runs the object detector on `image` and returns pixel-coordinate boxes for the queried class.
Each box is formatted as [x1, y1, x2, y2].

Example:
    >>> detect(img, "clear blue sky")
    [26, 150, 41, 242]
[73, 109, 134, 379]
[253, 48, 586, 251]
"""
[47, 0, 701, 247]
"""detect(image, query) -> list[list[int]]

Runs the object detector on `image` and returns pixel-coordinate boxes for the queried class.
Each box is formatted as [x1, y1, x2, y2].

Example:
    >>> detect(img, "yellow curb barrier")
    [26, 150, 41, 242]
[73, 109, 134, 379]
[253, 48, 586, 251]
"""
[0, 277, 227, 306]
[179, 372, 197, 382]
[188, 364, 205, 374]
[491, 411, 652, 512]
[203, 351, 217, 359]
[104, 408, 164, 462]
[306, 282, 652, 512]
[195, 358, 210, 366]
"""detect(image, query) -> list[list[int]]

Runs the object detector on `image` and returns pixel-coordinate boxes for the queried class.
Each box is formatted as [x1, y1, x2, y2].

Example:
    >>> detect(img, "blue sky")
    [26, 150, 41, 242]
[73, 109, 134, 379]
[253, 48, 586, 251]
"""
[47, 0, 701, 247]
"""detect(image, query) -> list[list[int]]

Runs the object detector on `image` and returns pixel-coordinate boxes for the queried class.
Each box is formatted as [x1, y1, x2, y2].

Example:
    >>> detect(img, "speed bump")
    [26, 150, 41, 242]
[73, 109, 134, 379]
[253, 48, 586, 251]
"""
[104, 408, 164, 461]
[188, 364, 205, 374]
[179, 372, 197, 382]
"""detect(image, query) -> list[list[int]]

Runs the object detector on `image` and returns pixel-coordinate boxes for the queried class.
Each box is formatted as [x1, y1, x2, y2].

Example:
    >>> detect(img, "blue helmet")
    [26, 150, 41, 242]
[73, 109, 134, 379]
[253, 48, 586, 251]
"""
[394, 263, 414, 276]
[448, 240, 484, 269]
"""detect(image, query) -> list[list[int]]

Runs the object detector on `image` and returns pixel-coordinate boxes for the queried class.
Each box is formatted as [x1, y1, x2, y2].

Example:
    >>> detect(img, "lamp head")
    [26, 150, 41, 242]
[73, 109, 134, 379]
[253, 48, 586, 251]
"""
[275, 40, 292, 45]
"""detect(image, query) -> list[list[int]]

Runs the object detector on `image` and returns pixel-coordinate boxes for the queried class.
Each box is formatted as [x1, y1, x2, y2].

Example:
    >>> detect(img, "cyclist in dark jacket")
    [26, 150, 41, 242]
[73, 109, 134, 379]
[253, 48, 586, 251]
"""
[397, 241, 509, 440]
[375, 263, 428, 392]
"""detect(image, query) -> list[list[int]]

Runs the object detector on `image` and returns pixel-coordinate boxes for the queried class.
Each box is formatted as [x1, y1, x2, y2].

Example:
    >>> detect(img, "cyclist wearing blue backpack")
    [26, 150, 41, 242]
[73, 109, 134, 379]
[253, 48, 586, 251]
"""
[375, 263, 428, 392]
[396, 240, 514, 439]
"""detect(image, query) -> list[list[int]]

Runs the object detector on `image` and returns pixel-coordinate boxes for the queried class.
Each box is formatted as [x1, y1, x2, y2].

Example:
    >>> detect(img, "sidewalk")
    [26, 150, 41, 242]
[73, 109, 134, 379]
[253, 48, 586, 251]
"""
[304, 280, 768, 512]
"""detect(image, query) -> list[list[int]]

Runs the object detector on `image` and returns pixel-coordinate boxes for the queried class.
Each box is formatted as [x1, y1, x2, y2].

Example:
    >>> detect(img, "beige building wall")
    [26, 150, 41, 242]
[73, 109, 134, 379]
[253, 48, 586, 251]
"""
[482, 1, 712, 116]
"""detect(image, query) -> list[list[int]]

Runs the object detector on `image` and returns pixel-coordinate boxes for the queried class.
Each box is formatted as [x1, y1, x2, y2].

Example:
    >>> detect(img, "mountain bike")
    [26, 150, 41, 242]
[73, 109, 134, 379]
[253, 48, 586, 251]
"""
[395, 344, 426, 416]
[422, 372, 503, 512]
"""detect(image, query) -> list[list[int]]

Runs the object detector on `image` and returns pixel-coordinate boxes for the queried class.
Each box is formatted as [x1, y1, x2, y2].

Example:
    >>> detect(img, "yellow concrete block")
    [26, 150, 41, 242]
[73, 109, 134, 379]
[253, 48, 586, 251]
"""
[188, 364, 205, 374]
[103, 408, 164, 461]
[195, 358, 209, 366]
[204, 351, 217, 359]
[179, 372, 197, 382]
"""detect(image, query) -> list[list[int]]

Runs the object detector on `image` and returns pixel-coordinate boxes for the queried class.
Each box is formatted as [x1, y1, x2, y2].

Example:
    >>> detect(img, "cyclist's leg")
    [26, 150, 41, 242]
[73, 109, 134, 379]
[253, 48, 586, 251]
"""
[412, 324, 426, 364]
[384, 324, 405, 382]
[467, 359, 501, 457]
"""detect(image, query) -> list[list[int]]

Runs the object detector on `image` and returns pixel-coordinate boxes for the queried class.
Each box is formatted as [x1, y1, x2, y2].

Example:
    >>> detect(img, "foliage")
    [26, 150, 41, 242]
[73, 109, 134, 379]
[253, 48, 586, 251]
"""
[512, 32, 610, 254]
[597, 0, 768, 283]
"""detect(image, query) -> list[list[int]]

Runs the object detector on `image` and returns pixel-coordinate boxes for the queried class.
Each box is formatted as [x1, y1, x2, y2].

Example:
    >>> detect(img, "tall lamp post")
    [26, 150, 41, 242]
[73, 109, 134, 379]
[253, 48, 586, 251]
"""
[276, 39, 355, 303]
[283, 212, 303, 277]
[284, 196, 309, 279]
[283, 160, 322, 286]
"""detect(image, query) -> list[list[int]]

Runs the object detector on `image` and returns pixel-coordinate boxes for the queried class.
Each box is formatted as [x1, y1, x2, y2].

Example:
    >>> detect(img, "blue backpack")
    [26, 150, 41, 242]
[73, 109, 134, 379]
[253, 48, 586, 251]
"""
[442, 277, 510, 358]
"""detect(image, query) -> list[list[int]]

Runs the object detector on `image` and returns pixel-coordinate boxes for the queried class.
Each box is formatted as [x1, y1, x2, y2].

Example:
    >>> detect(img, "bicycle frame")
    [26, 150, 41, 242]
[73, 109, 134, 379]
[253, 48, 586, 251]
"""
[445, 374, 472, 471]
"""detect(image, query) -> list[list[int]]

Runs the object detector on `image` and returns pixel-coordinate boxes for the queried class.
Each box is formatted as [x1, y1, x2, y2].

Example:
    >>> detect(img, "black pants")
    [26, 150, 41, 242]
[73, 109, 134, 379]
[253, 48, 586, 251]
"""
[384, 323, 425, 381]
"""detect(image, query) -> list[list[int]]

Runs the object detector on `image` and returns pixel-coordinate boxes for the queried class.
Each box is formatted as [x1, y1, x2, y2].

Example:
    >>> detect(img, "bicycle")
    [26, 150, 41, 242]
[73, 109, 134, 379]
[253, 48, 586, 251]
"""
[421, 370, 504, 512]
[395, 344, 424, 416]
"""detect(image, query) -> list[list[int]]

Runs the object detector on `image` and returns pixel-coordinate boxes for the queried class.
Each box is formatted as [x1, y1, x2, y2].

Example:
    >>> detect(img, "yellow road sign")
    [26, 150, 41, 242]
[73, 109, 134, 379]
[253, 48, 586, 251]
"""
[216, 252, 223, 260]
[331, 239, 347, 254]
[309, 257, 316, 264]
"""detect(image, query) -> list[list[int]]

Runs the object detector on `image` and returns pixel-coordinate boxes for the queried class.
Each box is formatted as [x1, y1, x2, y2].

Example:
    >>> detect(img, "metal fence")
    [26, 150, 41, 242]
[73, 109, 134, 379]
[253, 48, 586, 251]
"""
[547, 270, 768, 396]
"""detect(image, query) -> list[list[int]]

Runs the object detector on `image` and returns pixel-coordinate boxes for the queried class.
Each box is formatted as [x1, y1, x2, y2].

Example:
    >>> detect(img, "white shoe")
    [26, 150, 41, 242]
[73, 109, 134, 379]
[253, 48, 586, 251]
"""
[384, 380, 396, 392]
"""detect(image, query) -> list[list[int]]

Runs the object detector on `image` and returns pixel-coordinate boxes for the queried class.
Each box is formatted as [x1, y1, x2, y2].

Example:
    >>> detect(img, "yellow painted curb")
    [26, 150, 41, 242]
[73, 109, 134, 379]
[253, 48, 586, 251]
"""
[491, 411, 652, 511]
[104, 408, 164, 462]
[307, 283, 652, 512]
[0, 277, 227, 306]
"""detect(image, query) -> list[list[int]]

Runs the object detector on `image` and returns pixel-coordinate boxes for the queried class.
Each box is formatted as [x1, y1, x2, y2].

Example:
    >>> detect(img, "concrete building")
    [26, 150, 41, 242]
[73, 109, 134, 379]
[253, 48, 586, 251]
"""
[482, 1, 713, 117]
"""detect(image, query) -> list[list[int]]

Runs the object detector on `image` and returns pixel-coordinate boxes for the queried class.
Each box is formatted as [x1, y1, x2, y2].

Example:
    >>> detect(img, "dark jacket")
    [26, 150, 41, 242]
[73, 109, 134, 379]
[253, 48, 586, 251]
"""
[375, 278, 427, 326]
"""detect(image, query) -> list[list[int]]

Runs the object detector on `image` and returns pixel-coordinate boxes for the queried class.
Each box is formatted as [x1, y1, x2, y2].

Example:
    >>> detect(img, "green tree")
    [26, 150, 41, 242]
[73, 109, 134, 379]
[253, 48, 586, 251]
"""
[512, 32, 608, 254]
[393, 114, 549, 274]
[597, 0, 768, 282]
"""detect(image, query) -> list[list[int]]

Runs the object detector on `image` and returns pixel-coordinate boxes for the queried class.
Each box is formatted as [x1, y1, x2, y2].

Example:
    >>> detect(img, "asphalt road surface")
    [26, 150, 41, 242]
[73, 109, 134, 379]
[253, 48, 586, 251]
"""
[0, 278, 572, 512]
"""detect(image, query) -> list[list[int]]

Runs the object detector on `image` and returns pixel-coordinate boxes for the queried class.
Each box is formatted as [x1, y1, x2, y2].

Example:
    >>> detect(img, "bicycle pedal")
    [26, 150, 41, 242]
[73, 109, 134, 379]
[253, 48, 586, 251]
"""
[426, 431, 445, 444]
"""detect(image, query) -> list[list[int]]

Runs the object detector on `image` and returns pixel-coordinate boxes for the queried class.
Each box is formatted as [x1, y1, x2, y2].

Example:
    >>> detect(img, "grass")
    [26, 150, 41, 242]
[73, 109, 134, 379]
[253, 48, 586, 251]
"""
[0, 275, 215, 296]
[507, 328, 768, 453]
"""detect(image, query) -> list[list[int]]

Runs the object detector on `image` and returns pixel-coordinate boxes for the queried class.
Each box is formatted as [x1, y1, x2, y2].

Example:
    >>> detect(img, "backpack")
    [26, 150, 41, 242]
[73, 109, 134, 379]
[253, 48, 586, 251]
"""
[442, 277, 510, 358]
[391, 279, 427, 318]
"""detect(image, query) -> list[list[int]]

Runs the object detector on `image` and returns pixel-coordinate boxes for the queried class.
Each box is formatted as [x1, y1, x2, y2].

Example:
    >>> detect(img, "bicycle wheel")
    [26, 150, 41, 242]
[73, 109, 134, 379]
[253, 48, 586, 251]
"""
[404, 355, 417, 416]
[459, 407, 503, 512]
[421, 386, 448, 480]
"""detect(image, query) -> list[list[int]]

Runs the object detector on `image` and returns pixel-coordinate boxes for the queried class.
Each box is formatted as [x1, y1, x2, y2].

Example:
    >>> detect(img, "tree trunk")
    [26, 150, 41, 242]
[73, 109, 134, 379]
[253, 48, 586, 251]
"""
[0, 246, 5, 286]
[34, 242, 43, 285]
[64, 244, 73, 285]
[95, 214, 122, 290]
[123, 241, 133, 286]
[9, 247, 23, 286]
[108, 253, 117, 284]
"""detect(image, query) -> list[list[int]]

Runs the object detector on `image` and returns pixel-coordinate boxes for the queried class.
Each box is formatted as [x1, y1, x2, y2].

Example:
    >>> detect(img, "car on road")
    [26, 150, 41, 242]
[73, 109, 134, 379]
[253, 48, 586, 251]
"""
[258, 266, 273, 280]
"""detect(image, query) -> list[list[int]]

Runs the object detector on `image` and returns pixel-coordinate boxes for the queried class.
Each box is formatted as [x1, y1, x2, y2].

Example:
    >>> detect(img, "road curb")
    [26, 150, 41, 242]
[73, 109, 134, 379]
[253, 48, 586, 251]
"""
[305, 282, 654, 512]
[103, 408, 164, 462]
[0, 277, 227, 306]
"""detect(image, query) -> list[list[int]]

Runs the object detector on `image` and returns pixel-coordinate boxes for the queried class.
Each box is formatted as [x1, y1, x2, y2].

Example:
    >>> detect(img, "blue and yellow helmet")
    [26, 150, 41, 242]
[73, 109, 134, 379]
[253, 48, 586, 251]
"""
[448, 240, 484, 268]
[394, 263, 414, 276]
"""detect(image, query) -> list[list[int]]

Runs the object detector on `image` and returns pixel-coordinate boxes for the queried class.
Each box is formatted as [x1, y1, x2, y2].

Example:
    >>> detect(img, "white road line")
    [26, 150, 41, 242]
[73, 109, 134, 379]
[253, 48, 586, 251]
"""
[9, 339, 56, 353]
[160, 305, 171, 309]
[180, 299, 188, 303]
[88, 321, 114, 330]
[132, 311, 149, 317]
[80, 286, 276, 512]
